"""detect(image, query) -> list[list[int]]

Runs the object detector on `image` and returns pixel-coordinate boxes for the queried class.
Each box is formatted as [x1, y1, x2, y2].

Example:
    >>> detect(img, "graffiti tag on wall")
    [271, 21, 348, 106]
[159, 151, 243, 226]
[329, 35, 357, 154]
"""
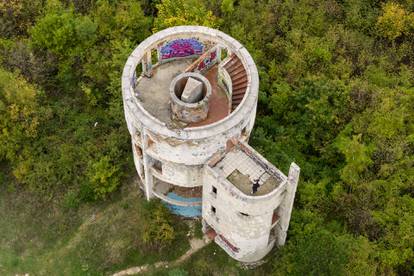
[196, 48, 218, 72]
[160, 38, 204, 60]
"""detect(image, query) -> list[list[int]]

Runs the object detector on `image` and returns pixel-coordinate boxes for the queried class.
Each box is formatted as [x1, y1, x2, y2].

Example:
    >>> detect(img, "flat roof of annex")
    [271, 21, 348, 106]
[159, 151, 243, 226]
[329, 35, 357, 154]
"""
[122, 26, 259, 140]
[211, 141, 287, 198]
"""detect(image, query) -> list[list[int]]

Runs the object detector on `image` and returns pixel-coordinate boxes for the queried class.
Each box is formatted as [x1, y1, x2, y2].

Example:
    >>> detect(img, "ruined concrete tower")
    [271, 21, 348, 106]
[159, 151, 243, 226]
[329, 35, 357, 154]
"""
[122, 26, 300, 263]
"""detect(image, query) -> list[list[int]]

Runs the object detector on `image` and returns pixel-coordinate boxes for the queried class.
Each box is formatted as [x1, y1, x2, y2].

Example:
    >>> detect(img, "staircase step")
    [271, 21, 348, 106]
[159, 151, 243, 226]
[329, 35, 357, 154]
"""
[232, 93, 245, 100]
[227, 63, 243, 73]
[228, 66, 245, 76]
[232, 72, 247, 83]
[232, 88, 246, 96]
[223, 53, 238, 66]
[232, 77, 248, 87]
[233, 82, 248, 91]
[225, 63, 243, 75]
[232, 96, 243, 102]
[224, 57, 241, 70]
[232, 97, 243, 104]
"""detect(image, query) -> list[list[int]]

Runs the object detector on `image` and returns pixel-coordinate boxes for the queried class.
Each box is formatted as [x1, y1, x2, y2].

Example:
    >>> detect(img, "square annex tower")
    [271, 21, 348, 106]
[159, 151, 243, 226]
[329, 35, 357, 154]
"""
[121, 26, 300, 263]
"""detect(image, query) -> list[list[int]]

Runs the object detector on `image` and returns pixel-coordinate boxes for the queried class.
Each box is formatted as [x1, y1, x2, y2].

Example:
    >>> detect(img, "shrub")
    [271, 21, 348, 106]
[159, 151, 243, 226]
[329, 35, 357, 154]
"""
[142, 200, 175, 251]
[86, 155, 121, 200]
[376, 3, 414, 40]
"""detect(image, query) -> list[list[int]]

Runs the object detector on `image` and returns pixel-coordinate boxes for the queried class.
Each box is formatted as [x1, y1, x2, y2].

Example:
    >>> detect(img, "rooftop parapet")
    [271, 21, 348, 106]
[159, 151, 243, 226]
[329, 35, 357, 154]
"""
[208, 139, 287, 198]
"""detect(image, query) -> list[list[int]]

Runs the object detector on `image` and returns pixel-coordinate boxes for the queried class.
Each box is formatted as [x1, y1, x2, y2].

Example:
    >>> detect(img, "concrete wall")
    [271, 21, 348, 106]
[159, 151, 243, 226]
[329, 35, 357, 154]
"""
[153, 161, 203, 187]
[202, 166, 283, 262]
[200, 153, 300, 262]
[203, 166, 287, 213]
[136, 116, 254, 165]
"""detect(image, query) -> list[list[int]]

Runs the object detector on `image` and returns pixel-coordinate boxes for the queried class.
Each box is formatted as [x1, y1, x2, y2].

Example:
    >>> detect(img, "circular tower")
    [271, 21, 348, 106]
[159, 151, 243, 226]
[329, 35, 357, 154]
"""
[122, 26, 300, 263]
[122, 26, 258, 211]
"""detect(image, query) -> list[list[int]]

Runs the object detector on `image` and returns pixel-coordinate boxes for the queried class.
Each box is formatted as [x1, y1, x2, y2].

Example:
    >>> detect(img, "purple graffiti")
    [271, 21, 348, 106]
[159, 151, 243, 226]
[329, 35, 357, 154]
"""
[160, 38, 204, 60]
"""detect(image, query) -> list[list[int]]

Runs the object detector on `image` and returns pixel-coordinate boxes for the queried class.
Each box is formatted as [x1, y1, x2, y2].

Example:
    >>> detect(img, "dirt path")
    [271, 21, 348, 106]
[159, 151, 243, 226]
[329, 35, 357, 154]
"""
[112, 237, 211, 276]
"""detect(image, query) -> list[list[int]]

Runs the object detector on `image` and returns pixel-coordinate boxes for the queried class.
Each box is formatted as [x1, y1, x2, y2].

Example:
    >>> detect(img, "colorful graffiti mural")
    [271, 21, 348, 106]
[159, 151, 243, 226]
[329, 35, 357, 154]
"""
[196, 48, 218, 72]
[160, 38, 204, 60]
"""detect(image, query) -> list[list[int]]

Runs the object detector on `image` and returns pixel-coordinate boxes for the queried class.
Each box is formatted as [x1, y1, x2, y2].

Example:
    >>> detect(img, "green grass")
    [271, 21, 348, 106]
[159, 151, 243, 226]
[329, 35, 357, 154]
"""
[147, 241, 277, 276]
[0, 172, 275, 276]
[0, 179, 190, 275]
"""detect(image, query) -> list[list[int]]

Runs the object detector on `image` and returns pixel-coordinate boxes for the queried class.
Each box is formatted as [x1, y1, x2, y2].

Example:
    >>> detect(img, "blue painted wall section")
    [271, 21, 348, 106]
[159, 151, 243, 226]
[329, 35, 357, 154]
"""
[164, 192, 202, 217]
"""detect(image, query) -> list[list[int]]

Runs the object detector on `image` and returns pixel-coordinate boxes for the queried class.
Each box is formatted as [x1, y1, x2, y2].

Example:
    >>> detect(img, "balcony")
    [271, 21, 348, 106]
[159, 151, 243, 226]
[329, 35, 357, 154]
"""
[152, 178, 202, 217]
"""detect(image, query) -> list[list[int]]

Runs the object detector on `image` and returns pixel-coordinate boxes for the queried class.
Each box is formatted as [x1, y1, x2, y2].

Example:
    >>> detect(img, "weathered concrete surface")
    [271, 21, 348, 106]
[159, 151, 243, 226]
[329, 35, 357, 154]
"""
[201, 141, 291, 262]
[218, 146, 283, 196]
[136, 59, 192, 124]
[181, 77, 203, 103]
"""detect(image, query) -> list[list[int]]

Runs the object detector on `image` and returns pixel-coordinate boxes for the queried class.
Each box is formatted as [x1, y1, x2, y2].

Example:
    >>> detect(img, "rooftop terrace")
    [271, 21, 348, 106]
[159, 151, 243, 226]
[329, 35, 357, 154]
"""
[212, 142, 286, 196]
[135, 59, 230, 128]
[122, 26, 259, 140]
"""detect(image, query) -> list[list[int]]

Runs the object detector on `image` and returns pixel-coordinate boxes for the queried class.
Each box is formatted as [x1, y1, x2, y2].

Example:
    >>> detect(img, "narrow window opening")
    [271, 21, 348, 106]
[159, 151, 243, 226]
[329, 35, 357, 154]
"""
[151, 48, 158, 66]
[134, 144, 142, 158]
[135, 130, 141, 141]
[153, 159, 162, 173]
[133, 62, 143, 90]
[221, 48, 228, 60]
[268, 227, 277, 245]
[147, 136, 154, 148]
[136, 62, 142, 76]
[219, 234, 239, 253]
[240, 212, 249, 217]
[212, 186, 217, 194]
[211, 206, 216, 214]
[241, 126, 249, 138]
[272, 207, 280, 225]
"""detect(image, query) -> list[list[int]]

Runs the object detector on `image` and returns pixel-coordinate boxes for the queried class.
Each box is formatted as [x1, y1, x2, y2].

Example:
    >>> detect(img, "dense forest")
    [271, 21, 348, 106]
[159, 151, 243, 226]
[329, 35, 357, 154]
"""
[0, 0, 413, 275]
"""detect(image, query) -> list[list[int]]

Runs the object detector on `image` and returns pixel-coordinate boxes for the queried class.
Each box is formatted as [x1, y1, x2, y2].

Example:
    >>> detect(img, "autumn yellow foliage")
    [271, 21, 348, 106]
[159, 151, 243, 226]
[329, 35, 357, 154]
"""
[376, 2, 414, 40]
[153, 0, 219, 32]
